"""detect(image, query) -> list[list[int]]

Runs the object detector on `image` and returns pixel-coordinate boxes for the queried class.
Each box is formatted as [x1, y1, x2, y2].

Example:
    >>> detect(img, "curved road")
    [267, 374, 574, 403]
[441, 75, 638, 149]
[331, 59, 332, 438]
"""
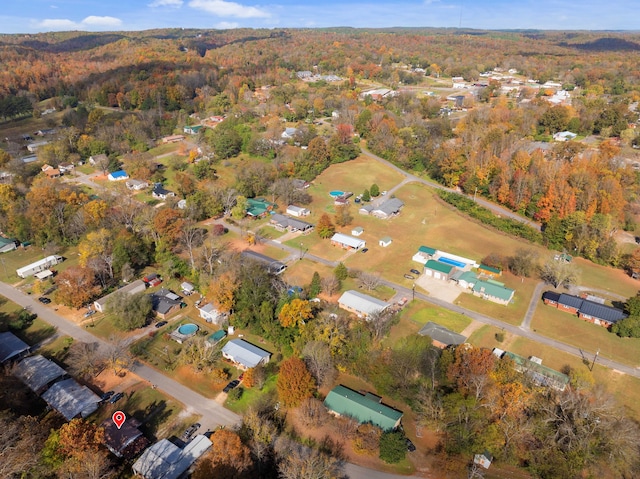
[360, 145, 541, 231]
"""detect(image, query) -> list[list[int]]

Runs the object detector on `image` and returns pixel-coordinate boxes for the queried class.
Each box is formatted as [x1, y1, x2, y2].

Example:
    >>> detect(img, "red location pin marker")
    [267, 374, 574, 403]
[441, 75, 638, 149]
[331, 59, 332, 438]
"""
[112, 411, 126, 429]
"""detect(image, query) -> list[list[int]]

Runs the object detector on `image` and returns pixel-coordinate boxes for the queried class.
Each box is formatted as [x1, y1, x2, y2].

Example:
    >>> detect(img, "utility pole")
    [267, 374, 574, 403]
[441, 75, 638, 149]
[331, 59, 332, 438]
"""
[473, 186, 478, 203]
[412, 283, 416, 301]
[590, 349, 600, 371]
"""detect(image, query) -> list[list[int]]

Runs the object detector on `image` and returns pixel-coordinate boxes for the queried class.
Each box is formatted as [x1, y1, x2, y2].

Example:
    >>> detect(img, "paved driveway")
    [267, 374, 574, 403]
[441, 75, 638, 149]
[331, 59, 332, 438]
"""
[415, 275, 462, 303]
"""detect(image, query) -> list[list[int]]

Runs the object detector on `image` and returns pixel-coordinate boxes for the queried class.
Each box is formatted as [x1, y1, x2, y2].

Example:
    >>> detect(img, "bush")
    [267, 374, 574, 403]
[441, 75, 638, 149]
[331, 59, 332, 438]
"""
[379, 431, 407, 464]
[495, 332, 505, 342]
[227, 387, 243, 402]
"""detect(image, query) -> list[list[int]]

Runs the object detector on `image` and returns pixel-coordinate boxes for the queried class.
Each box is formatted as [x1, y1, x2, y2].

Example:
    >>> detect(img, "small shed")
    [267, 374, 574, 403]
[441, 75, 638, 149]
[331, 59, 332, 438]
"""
[108, 170, 129, 181]
[379, 236, 392, 247]
[180, 282, 195, 293]
[351, 226, 364, 236]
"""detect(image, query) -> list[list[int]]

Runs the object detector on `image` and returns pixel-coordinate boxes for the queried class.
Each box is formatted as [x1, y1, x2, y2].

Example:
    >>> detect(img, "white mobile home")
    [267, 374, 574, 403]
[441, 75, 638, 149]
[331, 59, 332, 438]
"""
[16, 255, 64, 278]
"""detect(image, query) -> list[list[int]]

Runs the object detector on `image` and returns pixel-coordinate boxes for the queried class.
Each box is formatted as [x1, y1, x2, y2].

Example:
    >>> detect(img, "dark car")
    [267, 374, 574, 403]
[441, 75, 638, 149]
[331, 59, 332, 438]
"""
[361, 248, 369, 253]
[100, 390, 114, 401]
[404, 274, 415, 280]
[38, 297, 51, 304]
[636, 236, 640, 245]
[406, 438, 416, 452]
[155, 320, 168, 328]
[182, 423, 201, 440]
[410, 269, 421, 275]
[109, 392, 124, 404]
[223, 379, 240, 393]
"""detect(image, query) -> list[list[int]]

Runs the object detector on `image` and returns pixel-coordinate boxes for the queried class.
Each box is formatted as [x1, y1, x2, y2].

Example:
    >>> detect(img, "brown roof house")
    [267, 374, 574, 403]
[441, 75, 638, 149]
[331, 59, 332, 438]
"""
[101, 417, 149, 459]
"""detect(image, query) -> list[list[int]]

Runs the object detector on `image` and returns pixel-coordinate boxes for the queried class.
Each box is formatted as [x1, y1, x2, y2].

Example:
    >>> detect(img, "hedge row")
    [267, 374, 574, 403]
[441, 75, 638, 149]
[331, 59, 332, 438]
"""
[436, 190, 543, 244]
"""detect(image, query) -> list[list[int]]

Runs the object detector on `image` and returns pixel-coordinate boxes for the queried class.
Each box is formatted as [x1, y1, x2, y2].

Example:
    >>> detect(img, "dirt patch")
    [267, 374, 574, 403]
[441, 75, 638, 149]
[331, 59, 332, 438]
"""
[90, 368, 146, 394]
[287, 406, 445, 478]
[459, 320, 484, 338]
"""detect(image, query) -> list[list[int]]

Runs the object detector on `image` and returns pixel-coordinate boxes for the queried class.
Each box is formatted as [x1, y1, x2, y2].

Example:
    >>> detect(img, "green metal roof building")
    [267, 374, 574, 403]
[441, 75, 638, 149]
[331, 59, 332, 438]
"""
[424, 259, 454, 275]
[246, 198, 276, 217]
[418, 245, 437, 256]
[472, 280, 515, 305]
[324, 385, 403, 431]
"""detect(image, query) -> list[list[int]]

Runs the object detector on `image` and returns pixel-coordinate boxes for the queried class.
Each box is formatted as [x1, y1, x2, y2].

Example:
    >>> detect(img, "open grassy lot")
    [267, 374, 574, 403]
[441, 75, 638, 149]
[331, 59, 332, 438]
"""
[285, 234, 347, 262]
[0, 296, 57, 344]
[282, 258, 334, 289]
[531, 301, 640, 367]
[400, 300, 471, 331]
[469, 324, 640, 421]
[575, 256, 639, 299]
[225, 374, 278, 414]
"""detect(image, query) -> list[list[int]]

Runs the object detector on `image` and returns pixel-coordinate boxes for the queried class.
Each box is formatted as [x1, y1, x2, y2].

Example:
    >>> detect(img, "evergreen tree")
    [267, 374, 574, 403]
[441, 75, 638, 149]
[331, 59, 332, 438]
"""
[370, 183, 380, 197]
[334, 262, 348, 281]
[309, 271, 322, 297]
[362, 189, 371, 202]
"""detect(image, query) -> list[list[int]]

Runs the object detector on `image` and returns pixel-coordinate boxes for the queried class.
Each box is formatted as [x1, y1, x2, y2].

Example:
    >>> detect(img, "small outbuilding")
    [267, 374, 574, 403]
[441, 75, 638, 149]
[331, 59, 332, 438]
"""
[379, 236, 392, 247]
[351, 226, 364, 237]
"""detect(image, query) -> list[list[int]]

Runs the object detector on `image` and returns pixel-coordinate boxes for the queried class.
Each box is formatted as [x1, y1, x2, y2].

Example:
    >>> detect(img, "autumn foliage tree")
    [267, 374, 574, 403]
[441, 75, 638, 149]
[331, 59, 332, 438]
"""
[54, 266, 101, 308]
[316, 213, 335, 239]
[447, 345, 496, 400]
[278, 299, 313, 328]
[193, 429, 253, 479]
[207, 271, 239, 313]
[276, 356, 317, 408]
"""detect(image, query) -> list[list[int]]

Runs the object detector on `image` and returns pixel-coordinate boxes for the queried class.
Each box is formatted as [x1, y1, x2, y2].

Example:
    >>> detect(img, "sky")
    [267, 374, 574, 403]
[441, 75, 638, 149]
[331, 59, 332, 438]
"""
[0, 0, 639, 34]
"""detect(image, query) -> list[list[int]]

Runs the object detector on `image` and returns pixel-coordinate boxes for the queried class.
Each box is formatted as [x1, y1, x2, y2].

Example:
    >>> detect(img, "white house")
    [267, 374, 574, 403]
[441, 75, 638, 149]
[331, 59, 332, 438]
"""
[330, 233, 366, 250]
[125, 179, 149, 191]
[108, 170, 129, 181]
[132, 435, 212, 479]
[338, 290, 390, 318]
[221, 339, 271, 370]
[93, 279, 147, 313]
[198, 303, 225, 324]
[286, 205, 310, 217]
[553, 131, 577, 142]
[351, 226, 364, 237]
[281, 128, 299, 139]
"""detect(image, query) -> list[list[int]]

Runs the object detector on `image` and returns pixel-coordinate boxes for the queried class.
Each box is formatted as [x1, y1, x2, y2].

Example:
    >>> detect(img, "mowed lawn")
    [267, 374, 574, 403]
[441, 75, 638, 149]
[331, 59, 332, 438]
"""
[400, 300, 471, 332]
[469, 324, 640, 421]
[531, 302, 640, 367]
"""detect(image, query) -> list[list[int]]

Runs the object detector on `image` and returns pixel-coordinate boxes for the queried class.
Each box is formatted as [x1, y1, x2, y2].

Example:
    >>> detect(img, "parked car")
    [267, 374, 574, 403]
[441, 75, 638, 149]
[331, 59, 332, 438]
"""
[182, 423, 201, 440]
[155, 321, 168, 328]
[38, 297, 51, 304]
[100, 390, 114, 401]
[84, 310, 96, 318]
[404, 274, 415, 280]
[223, 379, 240, 393]
[361, 248, 369, 253]
[109, 392, 124, 404]
[410, 269, 421, 275]
[406, 438, 416, 452]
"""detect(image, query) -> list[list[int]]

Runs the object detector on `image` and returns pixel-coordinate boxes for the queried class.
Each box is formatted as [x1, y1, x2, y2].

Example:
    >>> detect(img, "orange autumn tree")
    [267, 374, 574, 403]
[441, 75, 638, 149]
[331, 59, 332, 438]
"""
[276, 357, 316, 408]
[278, 299, 313, 328]
[192, 429, 253, 479]
[207, 271, 239, 313]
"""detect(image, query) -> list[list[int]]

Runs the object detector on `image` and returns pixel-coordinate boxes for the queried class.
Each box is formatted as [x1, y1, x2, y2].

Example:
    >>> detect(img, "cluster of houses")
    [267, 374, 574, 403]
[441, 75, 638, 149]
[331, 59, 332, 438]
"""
[542, 291, 628, 329]
[413, 246, 515, 305]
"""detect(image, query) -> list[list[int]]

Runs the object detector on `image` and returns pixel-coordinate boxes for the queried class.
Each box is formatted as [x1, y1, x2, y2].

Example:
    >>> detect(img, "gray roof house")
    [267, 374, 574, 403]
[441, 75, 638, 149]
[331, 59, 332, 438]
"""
[198, 303, 225, 324]
[0, 331, 31, 363]
[41, 378, 101, 420]
[418, 322, 467, 349]
[338, 290, 390, 318]
[132, 435, 212, 479]
[94, 279, 147, 313]
[149, 289, 182, 319]
[221, 339, 271, 370]
[14, 354, 67, 393]
[361, 197, 404, 219]
[269, 213, 314, 233]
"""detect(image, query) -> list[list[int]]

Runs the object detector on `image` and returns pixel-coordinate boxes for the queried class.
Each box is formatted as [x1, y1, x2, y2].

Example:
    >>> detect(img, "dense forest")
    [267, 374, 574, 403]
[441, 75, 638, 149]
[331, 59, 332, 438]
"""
[2, 27, 640, 479]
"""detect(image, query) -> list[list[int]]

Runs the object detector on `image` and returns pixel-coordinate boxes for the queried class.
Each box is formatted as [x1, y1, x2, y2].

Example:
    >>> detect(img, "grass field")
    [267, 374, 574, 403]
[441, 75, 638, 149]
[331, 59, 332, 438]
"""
[0, 296, 57, 345]
[531, 301, 640, 367]
[469, 324, 640, 421]
[400, 300, 471, 331]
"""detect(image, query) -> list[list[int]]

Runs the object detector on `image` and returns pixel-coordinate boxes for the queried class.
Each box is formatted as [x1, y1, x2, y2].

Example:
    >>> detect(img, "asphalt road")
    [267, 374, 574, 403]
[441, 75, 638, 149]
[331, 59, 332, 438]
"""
[0, 281, 241, 432]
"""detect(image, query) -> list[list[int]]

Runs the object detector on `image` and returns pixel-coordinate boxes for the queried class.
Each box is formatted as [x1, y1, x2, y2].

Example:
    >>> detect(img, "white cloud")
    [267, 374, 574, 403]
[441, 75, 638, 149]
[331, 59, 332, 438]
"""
[148, 0, 184, 7]
[35, 15, 122, 31]
[38, 18, 77, 29]
[215, 21, 240, 29]
[189, 0, 270, 18]
[81, 16, 123, 27]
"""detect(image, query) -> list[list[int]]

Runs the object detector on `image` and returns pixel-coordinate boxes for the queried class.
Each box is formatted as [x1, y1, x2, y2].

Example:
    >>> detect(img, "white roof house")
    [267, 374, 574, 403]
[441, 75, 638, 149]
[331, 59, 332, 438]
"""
[132, 435, 212, 479]
[286, 205, 310, 217]
[338, 290, 390, 318]
[41, 378, 101, 420]
[14, 354, 66, 393]
[221, 339, 271, 370]
[199, 303, 224, 324]
[93, 279, 147, 313]
[330, 233, 366, 250]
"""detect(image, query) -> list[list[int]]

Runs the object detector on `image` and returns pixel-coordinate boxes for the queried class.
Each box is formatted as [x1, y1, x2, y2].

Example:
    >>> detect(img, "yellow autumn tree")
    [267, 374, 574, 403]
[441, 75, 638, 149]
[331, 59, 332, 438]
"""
[278, 299, 313, 328]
